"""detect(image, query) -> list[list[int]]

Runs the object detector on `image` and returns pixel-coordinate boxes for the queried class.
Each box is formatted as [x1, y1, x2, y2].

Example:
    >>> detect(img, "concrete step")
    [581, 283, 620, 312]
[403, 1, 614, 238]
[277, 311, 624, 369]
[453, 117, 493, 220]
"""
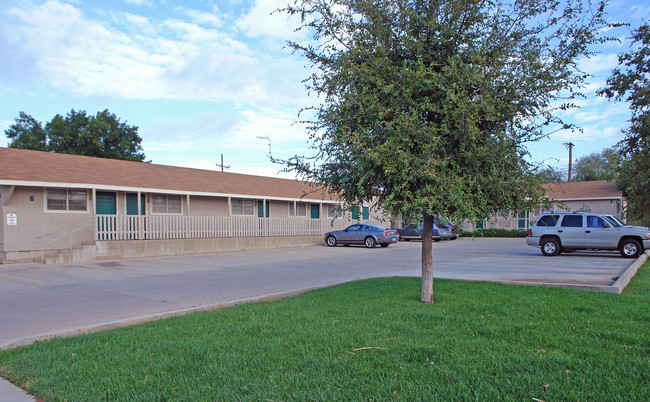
[40, 243, 97, 264]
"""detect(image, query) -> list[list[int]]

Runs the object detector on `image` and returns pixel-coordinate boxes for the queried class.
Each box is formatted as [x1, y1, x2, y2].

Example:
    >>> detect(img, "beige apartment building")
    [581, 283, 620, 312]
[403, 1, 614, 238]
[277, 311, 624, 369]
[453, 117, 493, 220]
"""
[461, 180, 625, 232]
[0, 148, 388, 264]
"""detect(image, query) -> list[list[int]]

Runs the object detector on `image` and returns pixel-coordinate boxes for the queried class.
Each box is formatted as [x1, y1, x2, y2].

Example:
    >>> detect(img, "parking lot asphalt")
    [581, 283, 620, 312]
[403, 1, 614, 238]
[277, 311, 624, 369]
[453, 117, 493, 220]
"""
[0, 238, 638, 352]
[0, 237, 646, 401]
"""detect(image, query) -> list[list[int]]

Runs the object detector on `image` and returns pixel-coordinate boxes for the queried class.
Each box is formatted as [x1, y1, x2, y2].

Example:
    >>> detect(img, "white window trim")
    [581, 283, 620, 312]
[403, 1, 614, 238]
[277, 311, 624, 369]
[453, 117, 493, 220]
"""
[327, 204, 342, 218]
[150, 194, 183, 215]
[44, 188, 89, 214]
[231, 198, 256, 216]
[289, 201, 308, 218]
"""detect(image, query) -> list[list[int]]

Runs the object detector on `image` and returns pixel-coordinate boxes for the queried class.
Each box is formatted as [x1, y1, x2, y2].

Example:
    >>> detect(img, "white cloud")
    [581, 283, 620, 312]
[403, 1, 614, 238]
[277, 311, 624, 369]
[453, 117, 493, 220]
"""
[181, 7, 223, 28]
[577, 53, 620, 75]
[0, 1, 306, 106]
[123, 0, 153, 6]
[236, 0, 304, 39]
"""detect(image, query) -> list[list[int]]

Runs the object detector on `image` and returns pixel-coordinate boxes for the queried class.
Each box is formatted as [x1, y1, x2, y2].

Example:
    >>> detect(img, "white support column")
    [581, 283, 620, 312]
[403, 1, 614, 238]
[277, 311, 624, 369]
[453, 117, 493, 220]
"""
[92, 188, 97, 241]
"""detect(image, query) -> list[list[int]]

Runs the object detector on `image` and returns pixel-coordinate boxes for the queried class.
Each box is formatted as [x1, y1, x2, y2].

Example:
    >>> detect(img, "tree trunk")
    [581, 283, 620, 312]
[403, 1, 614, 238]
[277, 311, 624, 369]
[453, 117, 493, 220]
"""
[421, 214, 434, 303]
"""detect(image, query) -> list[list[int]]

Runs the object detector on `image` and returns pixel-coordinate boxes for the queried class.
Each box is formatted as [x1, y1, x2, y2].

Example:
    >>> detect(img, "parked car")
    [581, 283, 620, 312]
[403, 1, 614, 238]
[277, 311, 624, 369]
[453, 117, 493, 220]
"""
[603, 215, 648, 230]
[526, 212, 650, 258]
[434, 217, 458, 240]
[396, 221, 448, 242]
[325, 224, 400, 248]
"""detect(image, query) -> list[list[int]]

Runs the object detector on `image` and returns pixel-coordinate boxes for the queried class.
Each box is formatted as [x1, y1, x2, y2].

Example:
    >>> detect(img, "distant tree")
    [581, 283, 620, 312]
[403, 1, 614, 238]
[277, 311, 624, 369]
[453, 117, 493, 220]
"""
[598, 24, 650, 225]
[536, 166, 566, 183]
[572, 147, 620, 182]
[5, 112, 48, 151]
[281, 0, 612, 303]
[5, 109, 146, 162]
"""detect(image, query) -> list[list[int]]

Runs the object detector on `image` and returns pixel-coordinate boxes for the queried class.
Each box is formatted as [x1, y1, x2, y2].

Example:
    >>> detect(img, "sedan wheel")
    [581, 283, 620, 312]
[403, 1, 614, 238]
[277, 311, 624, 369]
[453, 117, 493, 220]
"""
[364, 236, 376, 248]
[326, 235, 337, 247]
[620, 239, 641, 258]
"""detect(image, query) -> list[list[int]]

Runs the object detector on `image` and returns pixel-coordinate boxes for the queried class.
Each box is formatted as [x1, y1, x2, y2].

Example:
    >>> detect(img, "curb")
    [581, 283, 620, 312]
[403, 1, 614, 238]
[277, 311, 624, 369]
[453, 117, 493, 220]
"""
[611, 249, 650, 294]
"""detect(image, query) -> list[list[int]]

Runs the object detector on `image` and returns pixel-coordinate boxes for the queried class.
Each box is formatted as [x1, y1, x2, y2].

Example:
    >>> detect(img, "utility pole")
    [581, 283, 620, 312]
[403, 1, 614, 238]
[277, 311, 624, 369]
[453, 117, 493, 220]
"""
[216, 154, 230, 172]
[564, 142, 574, 182]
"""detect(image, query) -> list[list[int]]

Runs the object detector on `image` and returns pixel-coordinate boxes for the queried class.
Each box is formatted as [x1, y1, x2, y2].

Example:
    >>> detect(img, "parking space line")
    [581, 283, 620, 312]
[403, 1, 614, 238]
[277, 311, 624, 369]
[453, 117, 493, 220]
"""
[0, 273, 44, 284]
[70, 263, 140, 275]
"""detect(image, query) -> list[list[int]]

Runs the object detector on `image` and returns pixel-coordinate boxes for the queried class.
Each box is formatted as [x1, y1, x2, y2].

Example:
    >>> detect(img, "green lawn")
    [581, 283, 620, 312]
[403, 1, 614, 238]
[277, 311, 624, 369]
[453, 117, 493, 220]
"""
[1, 262, 648, 401]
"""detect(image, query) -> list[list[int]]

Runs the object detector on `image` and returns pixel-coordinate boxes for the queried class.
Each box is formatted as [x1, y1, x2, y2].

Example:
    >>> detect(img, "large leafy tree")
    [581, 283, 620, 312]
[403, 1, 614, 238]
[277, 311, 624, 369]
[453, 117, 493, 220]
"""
[5, 109, 146, 162]
[4, 111, 48, 152]
[599, 24, 650, 226]
[281, 0, 611, 303]
[572, 147, 620, 182]
[536, 165, 567, 184]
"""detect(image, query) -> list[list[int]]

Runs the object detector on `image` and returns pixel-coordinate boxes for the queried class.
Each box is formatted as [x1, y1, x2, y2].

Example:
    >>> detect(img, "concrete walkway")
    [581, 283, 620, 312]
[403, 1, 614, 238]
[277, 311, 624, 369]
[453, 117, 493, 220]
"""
[0, 238, 646, 400]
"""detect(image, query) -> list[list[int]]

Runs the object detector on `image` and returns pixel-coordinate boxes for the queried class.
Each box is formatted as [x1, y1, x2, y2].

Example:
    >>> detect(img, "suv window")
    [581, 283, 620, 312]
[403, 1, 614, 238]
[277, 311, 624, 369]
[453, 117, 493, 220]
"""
[561, 215, 583, 227]
[587, 216, 609, 228]
[536, 215, 560, 227]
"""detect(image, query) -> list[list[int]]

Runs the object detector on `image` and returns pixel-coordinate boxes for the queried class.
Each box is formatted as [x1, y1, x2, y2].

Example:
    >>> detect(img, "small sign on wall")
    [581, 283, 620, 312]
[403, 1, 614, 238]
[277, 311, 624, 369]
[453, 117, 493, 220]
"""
[6, 213, 17, 226]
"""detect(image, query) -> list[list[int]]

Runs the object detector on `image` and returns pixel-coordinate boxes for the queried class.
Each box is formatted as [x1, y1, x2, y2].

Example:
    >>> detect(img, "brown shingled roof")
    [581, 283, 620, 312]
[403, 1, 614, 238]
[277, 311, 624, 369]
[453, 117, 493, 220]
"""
[0, 147, 338, 201]
[544, 180, 622, 200]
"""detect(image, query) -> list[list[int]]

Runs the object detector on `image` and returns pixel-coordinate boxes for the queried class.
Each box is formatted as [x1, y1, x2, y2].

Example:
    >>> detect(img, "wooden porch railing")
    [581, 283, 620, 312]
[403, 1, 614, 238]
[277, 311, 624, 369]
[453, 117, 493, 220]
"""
[96, 215, 386, 241]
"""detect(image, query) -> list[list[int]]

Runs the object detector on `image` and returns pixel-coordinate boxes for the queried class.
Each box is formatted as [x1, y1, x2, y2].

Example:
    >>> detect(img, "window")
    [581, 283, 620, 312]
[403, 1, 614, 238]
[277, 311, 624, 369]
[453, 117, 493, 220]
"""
[518, 211, 529, 229]
[46, 189, 87, 211]
[587, 216, 608, 228]
[152, 194, 182, 214]
[290, 202, 307, 217]
[561, 215, 583, 228]
[327, 204, 341, 218]
[536, 215, 559, 227]
[232, 199, 254, 215]
[362, 206, 370, 220]
[475, 219, 485, 229]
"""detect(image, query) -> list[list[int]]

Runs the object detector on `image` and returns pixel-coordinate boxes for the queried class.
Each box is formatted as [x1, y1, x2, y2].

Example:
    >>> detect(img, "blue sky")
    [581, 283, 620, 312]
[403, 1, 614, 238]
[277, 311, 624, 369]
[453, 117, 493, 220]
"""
[0, 0, 648, 179]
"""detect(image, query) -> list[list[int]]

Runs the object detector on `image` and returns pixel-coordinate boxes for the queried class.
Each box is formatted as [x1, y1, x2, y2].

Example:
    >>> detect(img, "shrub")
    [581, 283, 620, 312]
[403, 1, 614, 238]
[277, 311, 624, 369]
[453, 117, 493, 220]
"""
[459, 228, 528, 238]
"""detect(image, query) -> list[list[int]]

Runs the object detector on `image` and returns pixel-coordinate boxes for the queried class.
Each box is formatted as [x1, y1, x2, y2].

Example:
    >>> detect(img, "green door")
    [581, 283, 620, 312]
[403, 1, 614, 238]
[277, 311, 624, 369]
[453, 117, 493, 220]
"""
[96, 191, 116, 214]
[126, 194, 145, 215]
[257, 200, 269, 218]
[310, 203, 320, 219]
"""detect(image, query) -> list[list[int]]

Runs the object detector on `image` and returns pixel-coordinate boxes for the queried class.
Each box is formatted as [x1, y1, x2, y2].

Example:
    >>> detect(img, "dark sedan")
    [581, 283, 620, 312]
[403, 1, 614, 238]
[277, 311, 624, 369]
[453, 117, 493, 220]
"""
[325, 224, 400, 248]
[397, 221, 455, 241]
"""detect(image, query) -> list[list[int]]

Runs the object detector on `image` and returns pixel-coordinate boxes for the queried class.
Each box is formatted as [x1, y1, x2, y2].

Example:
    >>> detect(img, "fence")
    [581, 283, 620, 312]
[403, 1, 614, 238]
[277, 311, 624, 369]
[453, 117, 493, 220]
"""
[96, 215, 387, 241]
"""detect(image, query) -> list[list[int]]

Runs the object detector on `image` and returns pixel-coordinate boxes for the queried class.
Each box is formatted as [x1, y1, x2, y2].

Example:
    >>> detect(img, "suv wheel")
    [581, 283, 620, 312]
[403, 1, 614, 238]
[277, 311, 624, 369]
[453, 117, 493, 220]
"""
[620, 239, 641, 258]
[541, 238, 560, 256]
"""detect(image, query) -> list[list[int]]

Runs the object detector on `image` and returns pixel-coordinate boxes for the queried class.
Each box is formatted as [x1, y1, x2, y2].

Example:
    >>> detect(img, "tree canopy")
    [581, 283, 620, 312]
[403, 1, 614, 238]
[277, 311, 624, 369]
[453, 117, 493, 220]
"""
[536, 165, 567, 184]
[572, 147, 619, 182]
[282, 0, 611, 302]
[599, 23, 650, 226]
[5, 109, 146, 162]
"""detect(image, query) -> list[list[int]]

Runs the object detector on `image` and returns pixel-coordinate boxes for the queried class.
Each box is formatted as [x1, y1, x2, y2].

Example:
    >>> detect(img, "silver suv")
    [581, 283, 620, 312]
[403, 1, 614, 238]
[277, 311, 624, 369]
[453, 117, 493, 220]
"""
[526, 212, 650, 258]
